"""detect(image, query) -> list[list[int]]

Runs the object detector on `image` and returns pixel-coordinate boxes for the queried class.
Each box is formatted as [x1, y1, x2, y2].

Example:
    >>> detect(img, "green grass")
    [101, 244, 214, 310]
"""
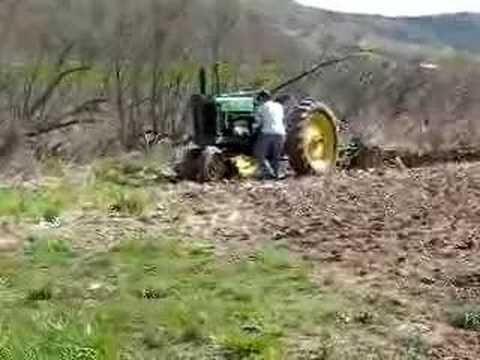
[0, 236, 389, 359]
[0, 184, 73, 222]
[0, 165, 155, 221]
[88, 183, 152, 217]
[92, 157, 174, 188]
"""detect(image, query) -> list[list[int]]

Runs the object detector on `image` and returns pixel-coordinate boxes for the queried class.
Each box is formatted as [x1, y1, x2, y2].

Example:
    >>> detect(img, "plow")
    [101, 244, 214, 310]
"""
[169, 51, 480, 182]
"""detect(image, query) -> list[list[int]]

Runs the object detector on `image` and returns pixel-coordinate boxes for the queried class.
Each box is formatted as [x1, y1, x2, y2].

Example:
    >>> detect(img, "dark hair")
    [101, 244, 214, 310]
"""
[275, 94, 291, 105]
[257, 89, 271, 101]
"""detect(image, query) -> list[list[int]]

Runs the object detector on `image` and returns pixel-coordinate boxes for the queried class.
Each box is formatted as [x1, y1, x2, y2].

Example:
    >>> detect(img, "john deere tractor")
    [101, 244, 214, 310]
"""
[176, 53, 371, 182]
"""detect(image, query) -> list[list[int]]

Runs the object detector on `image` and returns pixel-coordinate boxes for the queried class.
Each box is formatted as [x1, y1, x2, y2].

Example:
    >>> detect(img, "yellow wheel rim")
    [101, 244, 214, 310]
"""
[302, 111, 338, 172]
[232, 155, 258, 178]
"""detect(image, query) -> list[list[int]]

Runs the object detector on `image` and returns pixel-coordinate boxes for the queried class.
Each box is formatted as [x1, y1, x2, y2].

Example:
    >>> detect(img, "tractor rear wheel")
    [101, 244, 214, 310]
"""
[285, 99, 339, 175]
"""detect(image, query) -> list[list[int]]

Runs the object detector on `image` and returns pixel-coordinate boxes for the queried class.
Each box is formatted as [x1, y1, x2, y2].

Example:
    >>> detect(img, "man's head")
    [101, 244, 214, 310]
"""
[256, 89, 272, 104]
[275, 94, 292, 105]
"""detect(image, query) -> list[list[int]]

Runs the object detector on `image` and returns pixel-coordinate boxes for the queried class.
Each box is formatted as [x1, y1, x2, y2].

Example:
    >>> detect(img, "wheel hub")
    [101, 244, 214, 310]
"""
[206, 154, 227, 181]
[232, 155, 258, 178]
[302, 112, 337, 172]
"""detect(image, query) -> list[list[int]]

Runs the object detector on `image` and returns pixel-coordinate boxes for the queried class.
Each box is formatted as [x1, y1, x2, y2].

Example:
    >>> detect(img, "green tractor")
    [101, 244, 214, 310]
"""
[176, 53, 372, 182]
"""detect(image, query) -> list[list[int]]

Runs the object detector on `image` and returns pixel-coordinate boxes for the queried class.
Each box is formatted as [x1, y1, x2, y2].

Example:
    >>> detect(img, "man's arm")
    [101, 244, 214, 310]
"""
[253, 105, 265, 133]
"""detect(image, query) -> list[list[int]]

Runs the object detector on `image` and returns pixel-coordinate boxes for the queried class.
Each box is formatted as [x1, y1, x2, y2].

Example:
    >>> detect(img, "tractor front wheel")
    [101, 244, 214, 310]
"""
[176, 147, 230, 183]
[198, 147, 230, 182]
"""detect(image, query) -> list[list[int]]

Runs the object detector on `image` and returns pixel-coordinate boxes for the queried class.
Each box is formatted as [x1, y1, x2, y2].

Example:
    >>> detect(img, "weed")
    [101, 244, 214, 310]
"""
[93, 157, 172, 188]
[40, 157, 67, 177]
[93, 158, 143, 186]
[447, 303, 480, 332]
[401, 334, 430, 360]
[25, 285, 53, 302]
[108, 188, 150, 216]
[24, 236, 75, 266]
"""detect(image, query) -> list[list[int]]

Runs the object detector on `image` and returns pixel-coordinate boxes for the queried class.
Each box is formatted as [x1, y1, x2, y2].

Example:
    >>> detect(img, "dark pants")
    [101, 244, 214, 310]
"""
[254, 133, 285, 179]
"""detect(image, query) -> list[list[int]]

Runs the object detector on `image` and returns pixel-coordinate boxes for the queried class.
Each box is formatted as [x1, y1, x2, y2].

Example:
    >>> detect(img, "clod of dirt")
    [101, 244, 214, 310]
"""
[0, 223, 22, 252]
[396, 323, 431, 339]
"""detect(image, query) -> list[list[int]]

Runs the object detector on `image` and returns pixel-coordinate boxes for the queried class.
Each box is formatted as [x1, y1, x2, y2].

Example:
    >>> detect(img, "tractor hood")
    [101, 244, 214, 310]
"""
[214, 93, 256, 113]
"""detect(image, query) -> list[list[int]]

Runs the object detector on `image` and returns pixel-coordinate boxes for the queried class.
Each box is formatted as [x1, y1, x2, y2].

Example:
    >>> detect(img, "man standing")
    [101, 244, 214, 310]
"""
[253, 90, 286, 180]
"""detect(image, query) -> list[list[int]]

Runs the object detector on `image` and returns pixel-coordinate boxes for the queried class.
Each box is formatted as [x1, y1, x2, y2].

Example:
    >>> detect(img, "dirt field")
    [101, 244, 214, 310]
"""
[2, 159, 480, 358]
[169, 161, 480, 358]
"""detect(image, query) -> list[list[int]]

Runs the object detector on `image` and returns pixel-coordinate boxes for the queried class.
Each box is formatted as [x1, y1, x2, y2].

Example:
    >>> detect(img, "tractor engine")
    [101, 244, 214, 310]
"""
[191, 91, 260, 152]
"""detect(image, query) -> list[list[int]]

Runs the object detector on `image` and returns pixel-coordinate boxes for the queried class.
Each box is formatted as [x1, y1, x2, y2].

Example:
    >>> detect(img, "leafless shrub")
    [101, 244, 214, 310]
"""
[295, 51, 480, 153]
[1, 0, 480, 172]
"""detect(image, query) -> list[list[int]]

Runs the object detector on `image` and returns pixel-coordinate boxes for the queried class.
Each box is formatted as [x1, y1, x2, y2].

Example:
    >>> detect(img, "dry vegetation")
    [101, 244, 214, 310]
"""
[0, 0, 479, 174]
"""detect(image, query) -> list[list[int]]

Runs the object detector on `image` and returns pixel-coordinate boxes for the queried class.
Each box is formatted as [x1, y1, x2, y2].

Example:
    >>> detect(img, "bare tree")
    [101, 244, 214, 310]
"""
[207, 0, 240, 64]
[147, 0, 189, 133]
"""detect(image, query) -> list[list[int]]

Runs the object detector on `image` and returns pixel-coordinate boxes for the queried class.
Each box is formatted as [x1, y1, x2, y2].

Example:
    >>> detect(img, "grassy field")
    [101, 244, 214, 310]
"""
[0, 161, 433, 359]
[0, 234, 407, 359]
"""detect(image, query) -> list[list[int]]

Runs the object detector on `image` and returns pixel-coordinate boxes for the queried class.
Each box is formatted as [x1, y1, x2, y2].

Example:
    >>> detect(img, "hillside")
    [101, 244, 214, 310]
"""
[249, 0, 480, 57]
[2, 0, 480, 62]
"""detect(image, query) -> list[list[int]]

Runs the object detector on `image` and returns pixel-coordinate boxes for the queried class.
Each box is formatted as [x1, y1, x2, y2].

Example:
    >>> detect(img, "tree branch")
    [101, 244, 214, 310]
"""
[28, 65, 92, 118]
[55, 42, 75, 68]
[26, 118, 100, 138]
[48, 97, 108, 124]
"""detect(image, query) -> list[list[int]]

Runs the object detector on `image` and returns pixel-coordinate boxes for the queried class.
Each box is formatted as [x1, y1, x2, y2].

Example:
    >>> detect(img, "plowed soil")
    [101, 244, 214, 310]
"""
[172, 161, 480, 359]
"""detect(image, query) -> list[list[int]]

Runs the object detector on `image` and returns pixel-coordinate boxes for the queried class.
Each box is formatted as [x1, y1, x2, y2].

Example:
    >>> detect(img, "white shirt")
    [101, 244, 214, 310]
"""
[255, 100, 286, 135]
